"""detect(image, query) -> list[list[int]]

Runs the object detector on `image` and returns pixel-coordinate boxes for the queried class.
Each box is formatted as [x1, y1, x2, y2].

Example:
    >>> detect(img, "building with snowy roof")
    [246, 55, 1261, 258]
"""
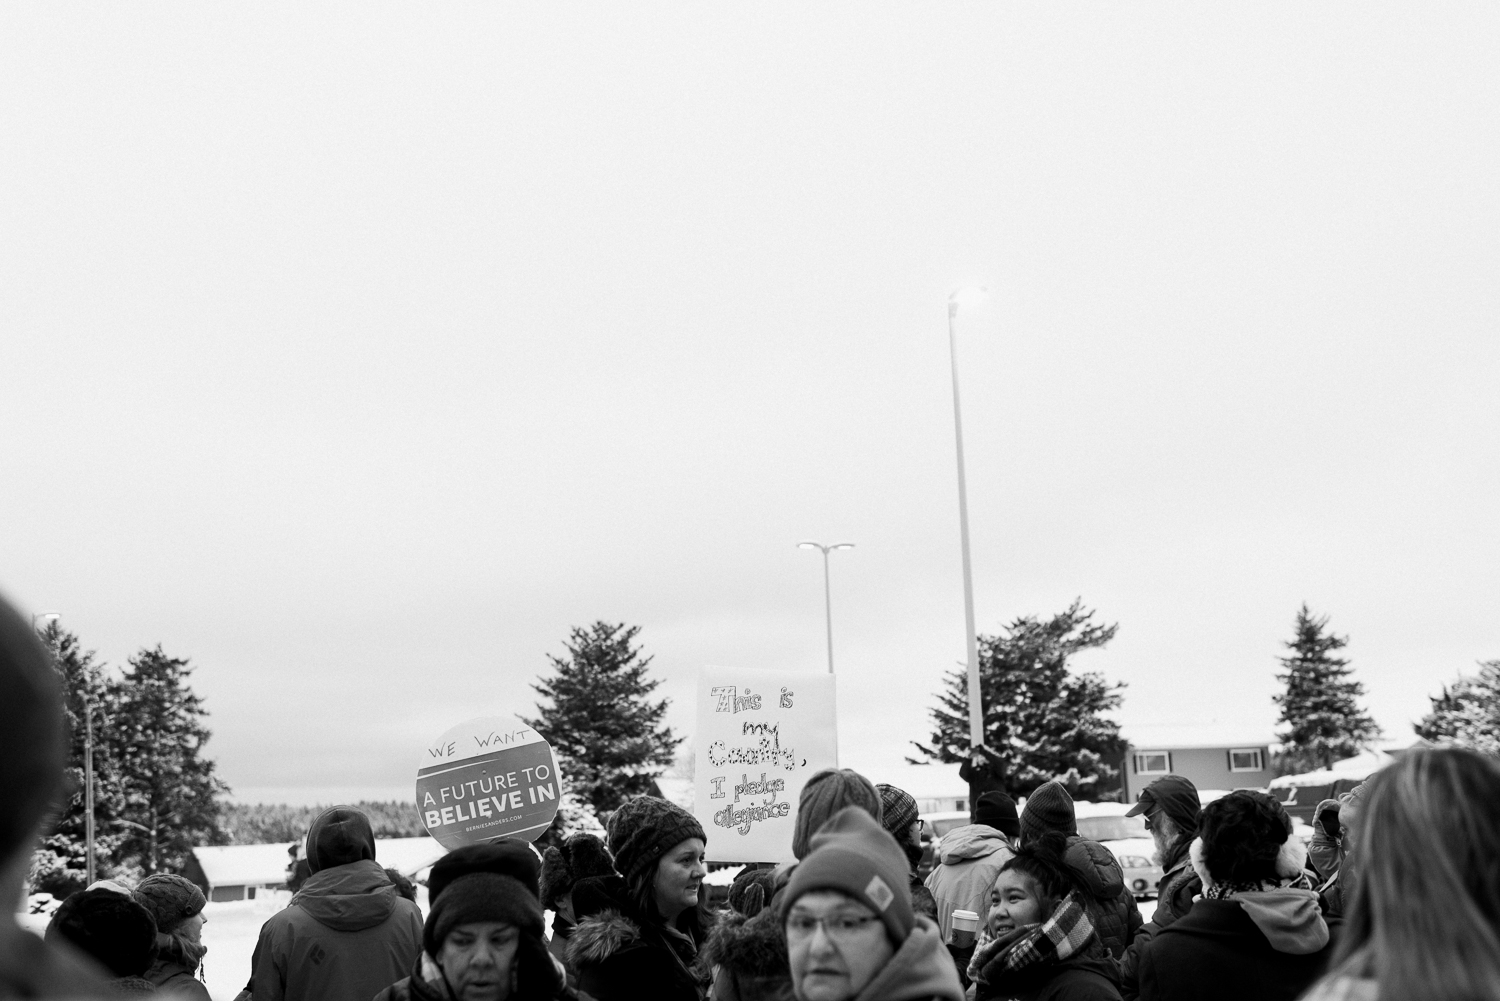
[187, 836, 448, 902]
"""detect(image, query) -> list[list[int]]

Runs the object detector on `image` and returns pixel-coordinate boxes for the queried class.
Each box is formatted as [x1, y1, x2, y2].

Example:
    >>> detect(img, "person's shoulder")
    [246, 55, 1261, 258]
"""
[1036, 965, 1123, 1001]
[0, 920, 111, 997]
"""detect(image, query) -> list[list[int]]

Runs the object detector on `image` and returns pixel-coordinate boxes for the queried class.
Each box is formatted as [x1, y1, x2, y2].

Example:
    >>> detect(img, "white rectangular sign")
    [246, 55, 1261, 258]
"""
[694, 666, 838, 864]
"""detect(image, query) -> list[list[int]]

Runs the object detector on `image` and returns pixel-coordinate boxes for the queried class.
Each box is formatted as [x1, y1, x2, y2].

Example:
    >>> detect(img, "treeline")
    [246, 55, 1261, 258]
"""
[219, 801, 426, 844]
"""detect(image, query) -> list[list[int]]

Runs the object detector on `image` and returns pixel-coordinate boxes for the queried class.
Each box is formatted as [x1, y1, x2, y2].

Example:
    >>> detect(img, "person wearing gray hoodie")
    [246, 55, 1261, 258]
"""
[1133, 791, 1334, 1001]
[923, 792, 1018, 943]
[250, 806, 424, 1001]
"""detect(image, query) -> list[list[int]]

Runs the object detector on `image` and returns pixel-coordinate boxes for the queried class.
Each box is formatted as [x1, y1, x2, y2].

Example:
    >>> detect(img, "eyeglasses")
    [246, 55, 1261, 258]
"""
[786, 912, 881, 942]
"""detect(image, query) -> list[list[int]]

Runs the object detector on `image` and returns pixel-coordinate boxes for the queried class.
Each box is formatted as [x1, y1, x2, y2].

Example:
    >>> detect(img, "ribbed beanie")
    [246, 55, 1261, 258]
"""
[792, 769, 882, 860]
[975, 791, 1020, 839]
[539, 833, 615, 908]
[423, 872, 545, 956]
[782, 807, 915, 946]
[47, 888, 159, 977]
[132, 874, 206, 933]
[876, 785, 919, 844]
[0, 596, 66, 861]
[428, 840, 542, 906]
[1019, 781, 1077, 845]
[607, 796, 705, 882]
[305, 806, 377, 873]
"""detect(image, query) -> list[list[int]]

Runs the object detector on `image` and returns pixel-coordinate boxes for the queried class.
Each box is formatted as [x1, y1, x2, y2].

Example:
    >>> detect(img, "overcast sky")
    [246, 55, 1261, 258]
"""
[4, 5, 1496, 805]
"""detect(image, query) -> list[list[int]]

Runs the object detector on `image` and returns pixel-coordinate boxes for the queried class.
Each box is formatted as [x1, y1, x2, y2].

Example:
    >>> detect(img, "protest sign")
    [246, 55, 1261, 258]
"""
[416, 716, 562, 849]
[694, 666, 837, 864]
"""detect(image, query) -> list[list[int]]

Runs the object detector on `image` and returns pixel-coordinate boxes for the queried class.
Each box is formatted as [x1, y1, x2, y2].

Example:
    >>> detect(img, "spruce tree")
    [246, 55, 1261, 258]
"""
[523, 622, 681, 815]
[110, 646, 228, 874]
[1273, 604, 1381, 772]
[29, 622, 130, 896]
[911, 600, 1127, 798]
[1415, 660, 1500, 754]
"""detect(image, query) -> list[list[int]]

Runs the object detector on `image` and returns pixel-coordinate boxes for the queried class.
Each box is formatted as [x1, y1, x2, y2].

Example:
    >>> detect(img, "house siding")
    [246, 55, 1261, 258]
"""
[1123, 744, 1273, 801]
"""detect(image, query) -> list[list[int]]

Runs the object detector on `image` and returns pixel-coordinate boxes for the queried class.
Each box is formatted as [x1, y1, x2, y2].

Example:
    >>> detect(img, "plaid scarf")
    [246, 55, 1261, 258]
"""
[967, 891, 1094, 990]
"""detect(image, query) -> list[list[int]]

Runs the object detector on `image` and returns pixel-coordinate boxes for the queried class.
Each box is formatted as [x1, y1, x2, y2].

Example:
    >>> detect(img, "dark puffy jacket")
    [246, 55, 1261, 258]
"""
[1062, 837, 1144, 960]
[1135, 890, 1335, 1001]
[567, 875, 702, 1001]
[973, 942, 1122, 1001]
[1120, 853, 1202, 999]
[250, 858, 423, 1001]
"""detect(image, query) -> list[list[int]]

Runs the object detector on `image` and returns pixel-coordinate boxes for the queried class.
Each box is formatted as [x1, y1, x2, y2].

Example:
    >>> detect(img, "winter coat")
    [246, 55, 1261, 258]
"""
[1118, 853, 1201, 1000]
[837, 915, 964, 1001]
[925, 825, 1015, 941]
[700, 909, 792, 1001]
[972, 944, 1122, 1001]
[105, 976, 159, 996]
[1307, 800, 1344, 883]
[0, 920, 111, 998]
[1061, 837, 1143, 960]
[1134, 889, 1334, 1001]
[373, 950, 580, 1001]
[144, 935, 211, 1000]
[567, 875, 703, 1001]
[250, 858, 424, 1001]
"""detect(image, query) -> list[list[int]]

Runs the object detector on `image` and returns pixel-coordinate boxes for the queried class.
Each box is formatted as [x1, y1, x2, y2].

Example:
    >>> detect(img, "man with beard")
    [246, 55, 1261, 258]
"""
[1118, 774, 1202, 1000]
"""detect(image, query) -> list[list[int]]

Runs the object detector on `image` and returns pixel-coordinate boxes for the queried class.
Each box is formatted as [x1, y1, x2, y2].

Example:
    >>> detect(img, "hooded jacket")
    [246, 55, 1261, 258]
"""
[144, 932, 212, 1000]
[250, 858, 424, 1001]
[1134, 889, 1334, 1001]
[835, 915, 965, 1001]
[699, 907, 792, 1001]
[1060, 837, 1143, 960]
[566, 875, 702, 1001]
[923, 825, 1015, 941]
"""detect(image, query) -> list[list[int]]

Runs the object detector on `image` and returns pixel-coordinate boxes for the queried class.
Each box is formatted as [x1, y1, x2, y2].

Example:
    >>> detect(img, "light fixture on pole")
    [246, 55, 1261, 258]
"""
[947, 286, 988, 751]
[798, 541, 855, 674]
[32, 612, 94, 884]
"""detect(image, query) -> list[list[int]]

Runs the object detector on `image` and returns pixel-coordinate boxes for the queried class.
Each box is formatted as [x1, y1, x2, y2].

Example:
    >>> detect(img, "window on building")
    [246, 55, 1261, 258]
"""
[1134, 751, 1170, 774]
[1229, 748, 1264, 772]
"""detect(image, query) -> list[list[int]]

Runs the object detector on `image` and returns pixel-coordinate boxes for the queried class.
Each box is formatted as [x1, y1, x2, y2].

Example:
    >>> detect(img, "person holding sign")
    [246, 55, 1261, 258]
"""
[568, 797, 709, 1001]
[782, 807, 963, 1001]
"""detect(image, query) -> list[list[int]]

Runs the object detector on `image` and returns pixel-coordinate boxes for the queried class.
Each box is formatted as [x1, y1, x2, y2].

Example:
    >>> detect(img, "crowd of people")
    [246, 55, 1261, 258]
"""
[5, 593, 1500, 1000]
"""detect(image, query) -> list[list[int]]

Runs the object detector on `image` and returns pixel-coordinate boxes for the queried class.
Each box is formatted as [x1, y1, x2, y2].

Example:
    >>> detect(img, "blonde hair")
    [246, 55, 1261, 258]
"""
[1317, 747, 1500, 999]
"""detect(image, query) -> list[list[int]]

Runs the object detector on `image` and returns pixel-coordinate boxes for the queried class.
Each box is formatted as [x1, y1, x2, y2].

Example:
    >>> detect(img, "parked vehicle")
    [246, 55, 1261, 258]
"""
[1074, 801, 1162, 899]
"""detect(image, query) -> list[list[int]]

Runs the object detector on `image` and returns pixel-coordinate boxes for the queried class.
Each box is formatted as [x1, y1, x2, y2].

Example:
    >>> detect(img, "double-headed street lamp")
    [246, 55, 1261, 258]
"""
[798, 541, 854, 674]
[948, 287, 988, 750]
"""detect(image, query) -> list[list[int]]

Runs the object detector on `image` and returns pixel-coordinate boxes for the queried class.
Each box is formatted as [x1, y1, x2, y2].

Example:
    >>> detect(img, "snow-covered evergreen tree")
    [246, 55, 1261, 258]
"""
[28, 622, 130, 896]
[1273, 604, 1380, 773]
[911, 600, 1126, 799]
[110, 646, 228, 874]
[523, 622, 680, 815]
[1415, 660, 1500, 754]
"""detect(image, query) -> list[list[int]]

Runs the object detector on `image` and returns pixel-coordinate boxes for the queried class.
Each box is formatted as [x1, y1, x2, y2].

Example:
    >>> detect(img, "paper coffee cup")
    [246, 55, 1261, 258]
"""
[950, 909, 979, 948]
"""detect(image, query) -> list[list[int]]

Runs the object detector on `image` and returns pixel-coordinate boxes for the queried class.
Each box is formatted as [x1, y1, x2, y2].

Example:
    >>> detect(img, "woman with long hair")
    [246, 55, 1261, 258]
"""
[568, 797, 710, 1001]
[1302, 746, 1500, 1001]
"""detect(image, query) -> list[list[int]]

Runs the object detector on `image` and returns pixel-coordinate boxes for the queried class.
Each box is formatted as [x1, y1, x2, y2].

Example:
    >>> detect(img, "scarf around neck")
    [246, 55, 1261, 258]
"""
[967, 891, 1094, 990]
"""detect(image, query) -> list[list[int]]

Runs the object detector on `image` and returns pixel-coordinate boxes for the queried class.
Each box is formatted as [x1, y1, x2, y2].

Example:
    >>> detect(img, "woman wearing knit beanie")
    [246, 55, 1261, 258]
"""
[793, 769, 883, 861]
[781, 807, 963, 1001]
[567, 796, 708, 1001]
[374, 840, 577, 1001]
[132, 873, 212, 1001]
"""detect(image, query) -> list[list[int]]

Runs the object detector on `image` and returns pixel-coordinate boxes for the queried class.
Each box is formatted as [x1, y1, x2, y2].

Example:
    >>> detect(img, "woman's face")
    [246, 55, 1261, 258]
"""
[988, 870, 1048, 936]
[652, 837, 706, 921]
[786, 890, 894, 1001]
[438, 922, 519, 1001]
[179, 911, 207, 948]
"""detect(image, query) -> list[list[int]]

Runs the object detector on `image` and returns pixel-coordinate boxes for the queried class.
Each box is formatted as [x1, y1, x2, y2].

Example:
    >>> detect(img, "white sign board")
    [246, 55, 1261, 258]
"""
[694, 667, 837, 864]
[416, 716, 563, 850]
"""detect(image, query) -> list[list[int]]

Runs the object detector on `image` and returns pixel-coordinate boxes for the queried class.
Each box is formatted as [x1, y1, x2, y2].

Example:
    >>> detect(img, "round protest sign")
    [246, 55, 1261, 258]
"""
[416, 716, 563, 850]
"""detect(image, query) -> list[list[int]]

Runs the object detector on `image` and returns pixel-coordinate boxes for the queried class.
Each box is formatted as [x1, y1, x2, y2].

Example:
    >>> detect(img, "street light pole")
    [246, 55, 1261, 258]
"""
[798, 542, 855, 673]
[948, 289, 987, 750]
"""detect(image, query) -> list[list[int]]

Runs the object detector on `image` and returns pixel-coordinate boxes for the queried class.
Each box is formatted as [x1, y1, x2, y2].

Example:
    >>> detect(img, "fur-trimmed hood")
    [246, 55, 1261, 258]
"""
[567, 909, 641, 967]
[698, 909, 787, 978]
